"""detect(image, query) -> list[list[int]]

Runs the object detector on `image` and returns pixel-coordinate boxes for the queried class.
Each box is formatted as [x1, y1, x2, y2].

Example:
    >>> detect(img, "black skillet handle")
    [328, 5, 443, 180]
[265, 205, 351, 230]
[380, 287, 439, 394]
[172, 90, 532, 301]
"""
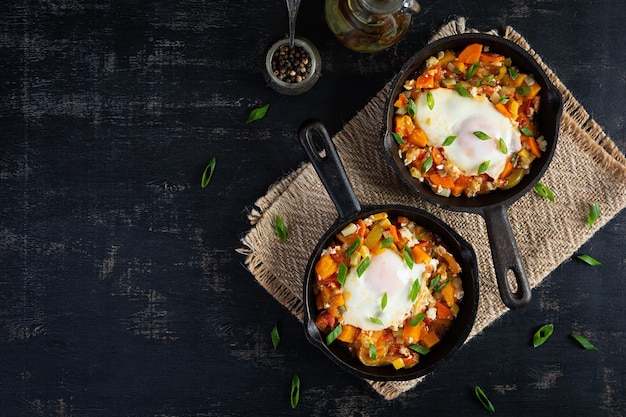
[482, 205, 531, 309]
[298, 120, 362, 220]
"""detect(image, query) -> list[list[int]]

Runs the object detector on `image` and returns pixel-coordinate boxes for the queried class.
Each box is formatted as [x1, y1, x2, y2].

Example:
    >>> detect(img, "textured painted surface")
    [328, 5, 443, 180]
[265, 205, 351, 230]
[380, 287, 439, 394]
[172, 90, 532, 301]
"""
[1, 0, 625, 416]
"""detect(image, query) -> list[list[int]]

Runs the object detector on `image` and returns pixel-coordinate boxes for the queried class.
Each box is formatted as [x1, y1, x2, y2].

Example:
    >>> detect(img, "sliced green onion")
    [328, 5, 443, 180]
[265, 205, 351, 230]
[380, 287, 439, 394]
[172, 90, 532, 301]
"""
[201, 156, 216, 188]
[442, 135, 456, 146]
[473, 131, 491, 140]
[403, 245, 415, 270]
[337, 262, 348, 286]
[520, 126, 534, 136]
[326, 324, 343, 345]
[588, 202, 601, 228]
[477, 160, 490, 174]
[508, 66, 519, 80]
[516, 85, 531, 96]
[577, 254, 601, 266]
[379, 237, 394, 249]
[290, 374, 300, 409]
[407, 98, 417, 118]
[480, 74, 494, 85]
[426, 91, 435, 110]
[434, 279, 450, 293]
[356, 256, 370, 277]
[475, 385, 495, 413]
[409, 313, 425, 327]
[498, 138, 508, 154]
[571, 334, 597, 350]
[533, 323, 554, 347]
[499, 95, 510, 104]
[454, 84, 471, 97]
[381, 292, 388, 310]
[409, 279, 421, 302]
[534, 182, 555, 201]
[392, 132, 405, 145]
[408, 343, 430, 355]
[370, 316, 384, 326]
[271, 323, 280, 350]
[465, 62, 480, 80]
[246, 104, 269, 123]
[346, 236, 361, 257]
[421, 154, 433, 173]
[428, 274, 441, 291]
[369, 343, 377, 359]
[274, 215, 287, 243]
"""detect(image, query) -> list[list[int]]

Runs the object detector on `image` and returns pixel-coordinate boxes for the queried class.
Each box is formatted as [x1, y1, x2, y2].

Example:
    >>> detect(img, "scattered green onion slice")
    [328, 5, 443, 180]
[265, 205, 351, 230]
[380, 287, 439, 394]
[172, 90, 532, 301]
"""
[516, 85, 532, 96]
[534, 182, 555, 201]
[473, 131, 491, 140]
[409, 313, 425, 327]
[421, 154, 433, 173]
[392, 132, 405, 145]
[271, 323, 280, 350]
[403, 245, 415, 270]
[577, 254, 601, 266]
[408, 343, 430, 355]
[370, 316, 384, 326]
[533, 323, 554, 347]
[454, 84, 471, 97]
[381, 292, 388, 310]
[326, 324, 342, 345]
[442, 135, 457, 146]
[426, 91, 435, 110]
[356, 256, 370, 277]
[346, 236, 361, 257]
[477, 160, 490, 174]
[274, 215, 287, 243]
[508, 66, 519, 80]
[480, 74, 495, 85]
[379, 237, 394, 249]
[571, 334, 597, 350]
[498, 138, 508, 154]
[429, 274, 441, 290]
[588, 202, 601, 228]
[434, 279, 450, 293]
[369, 343, 377, 359]
[499, 95, 510, 104]
[409, 278, 421, 303]
[201, 156, 216, 188]
[475, 385, 495, 413]
[246, 104, 269, 123]
[466, 62, 480, 80]
[407, 98, 417, 118]
[290, 374, 300, 409]
[520, 126, 534, 136]
[337, 262, 348, 286]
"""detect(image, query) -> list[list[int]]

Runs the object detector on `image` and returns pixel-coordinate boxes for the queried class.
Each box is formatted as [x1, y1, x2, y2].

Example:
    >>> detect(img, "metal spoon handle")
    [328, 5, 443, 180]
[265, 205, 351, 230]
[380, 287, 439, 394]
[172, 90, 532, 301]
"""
[285, 0, 300, 47]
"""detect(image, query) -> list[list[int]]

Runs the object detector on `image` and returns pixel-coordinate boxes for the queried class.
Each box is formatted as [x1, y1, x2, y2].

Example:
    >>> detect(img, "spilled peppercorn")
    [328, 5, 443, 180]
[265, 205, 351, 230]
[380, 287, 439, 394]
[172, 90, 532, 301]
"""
[271, 44, 312, 83]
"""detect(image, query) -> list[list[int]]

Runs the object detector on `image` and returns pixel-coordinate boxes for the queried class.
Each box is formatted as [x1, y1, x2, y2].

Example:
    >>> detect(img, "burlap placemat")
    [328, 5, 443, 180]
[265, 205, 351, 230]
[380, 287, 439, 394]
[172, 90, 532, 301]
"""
[240, 18, 626, 400]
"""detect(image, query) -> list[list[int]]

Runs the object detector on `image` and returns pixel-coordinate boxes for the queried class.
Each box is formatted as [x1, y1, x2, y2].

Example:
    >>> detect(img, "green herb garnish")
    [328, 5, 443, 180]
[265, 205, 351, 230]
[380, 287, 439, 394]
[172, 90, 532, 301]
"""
[421, 154, 433, 173]
[434, 279, 450, 293]
[465, 62, 480, 80]
[346, 236, 361, 257]
[473, 131, 491, 140]
[409, 313, 425, 327]
[520, 126, 534, 136]
[508, 66, 519, 80]
[274, 215, 287, 243]
[588, 202, 601, 228]
[577, 254, 601, 266]
[426, 91, 435, 110]
[392, 132, 405, 145]
[442, 135, 457, 146]
[246, 104, 269, 123]
[201, 156, 216, 188]
[480, 74, 495, 85]
[326, 324, 343, 345]
[498, 138, 508, 154]
[454, 84, 471, 97]
[403, 245, 415, 270]
[356, 256, 370, 277]
[290, 374, 300, 409]
[381, 292, 388, 310]
[475, 385, 495, 413]
[380, 237, 394, 249]
[534, 182, 555, 201]
[407, 98, 417, 118]
[516, 85, 531, 96]
[370, 317, 384, 326]
[271, 323, 280, 350]
[571, 334, 597, 350]
[499, 95, 510, 104]
[337, 262, 348, 286]
[409, 279, 421, 302]
[428, 274, 441, 290]
[477, 160, 490, 174]
[533, 323, 554, 348]
[369, 343, 377, 359]
[408, 343, 430, 355]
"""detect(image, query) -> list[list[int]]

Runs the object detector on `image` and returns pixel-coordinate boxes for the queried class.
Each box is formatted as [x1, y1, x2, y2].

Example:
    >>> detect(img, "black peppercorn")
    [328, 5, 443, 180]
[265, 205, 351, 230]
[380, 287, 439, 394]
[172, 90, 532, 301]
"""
[271, 44, 312, 83]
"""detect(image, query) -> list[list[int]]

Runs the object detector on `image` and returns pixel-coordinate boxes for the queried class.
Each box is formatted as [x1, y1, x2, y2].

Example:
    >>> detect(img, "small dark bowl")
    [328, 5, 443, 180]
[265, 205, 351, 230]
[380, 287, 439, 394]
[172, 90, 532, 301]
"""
[300, 121, 480, 381]
[382, 34, 563, 309]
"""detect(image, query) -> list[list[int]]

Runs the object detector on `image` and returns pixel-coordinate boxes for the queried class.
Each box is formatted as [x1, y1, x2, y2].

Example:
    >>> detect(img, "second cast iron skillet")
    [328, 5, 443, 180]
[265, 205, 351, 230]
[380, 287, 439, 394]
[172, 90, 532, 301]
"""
[383, 34, 563, 309]
[299, 120, 479, 381]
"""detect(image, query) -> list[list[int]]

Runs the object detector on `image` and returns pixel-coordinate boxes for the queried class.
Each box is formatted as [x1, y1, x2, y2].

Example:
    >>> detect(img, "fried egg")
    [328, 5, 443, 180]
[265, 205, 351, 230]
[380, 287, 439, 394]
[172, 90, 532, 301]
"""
[342, 249, 438, 331]
[415, 88, 521, 179]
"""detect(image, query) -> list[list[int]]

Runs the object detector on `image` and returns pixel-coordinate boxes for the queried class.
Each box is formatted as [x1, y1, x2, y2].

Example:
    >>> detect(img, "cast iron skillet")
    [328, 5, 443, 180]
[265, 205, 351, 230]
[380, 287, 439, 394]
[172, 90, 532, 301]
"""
[383, 33, 563, 309]
[299, 120, 479, 381]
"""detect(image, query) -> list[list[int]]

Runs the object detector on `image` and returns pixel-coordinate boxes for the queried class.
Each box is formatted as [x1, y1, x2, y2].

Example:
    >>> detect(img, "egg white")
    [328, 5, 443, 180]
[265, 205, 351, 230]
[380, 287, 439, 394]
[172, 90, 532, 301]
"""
[342, 250, 438, 331]
[415, 88, 521, 179]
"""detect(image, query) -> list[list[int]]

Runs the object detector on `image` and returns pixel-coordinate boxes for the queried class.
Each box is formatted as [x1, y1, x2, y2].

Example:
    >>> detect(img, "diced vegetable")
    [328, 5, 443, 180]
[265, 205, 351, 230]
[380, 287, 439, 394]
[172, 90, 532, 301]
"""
[457, 43, 482, 63]
[315, 254, 338, 280]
